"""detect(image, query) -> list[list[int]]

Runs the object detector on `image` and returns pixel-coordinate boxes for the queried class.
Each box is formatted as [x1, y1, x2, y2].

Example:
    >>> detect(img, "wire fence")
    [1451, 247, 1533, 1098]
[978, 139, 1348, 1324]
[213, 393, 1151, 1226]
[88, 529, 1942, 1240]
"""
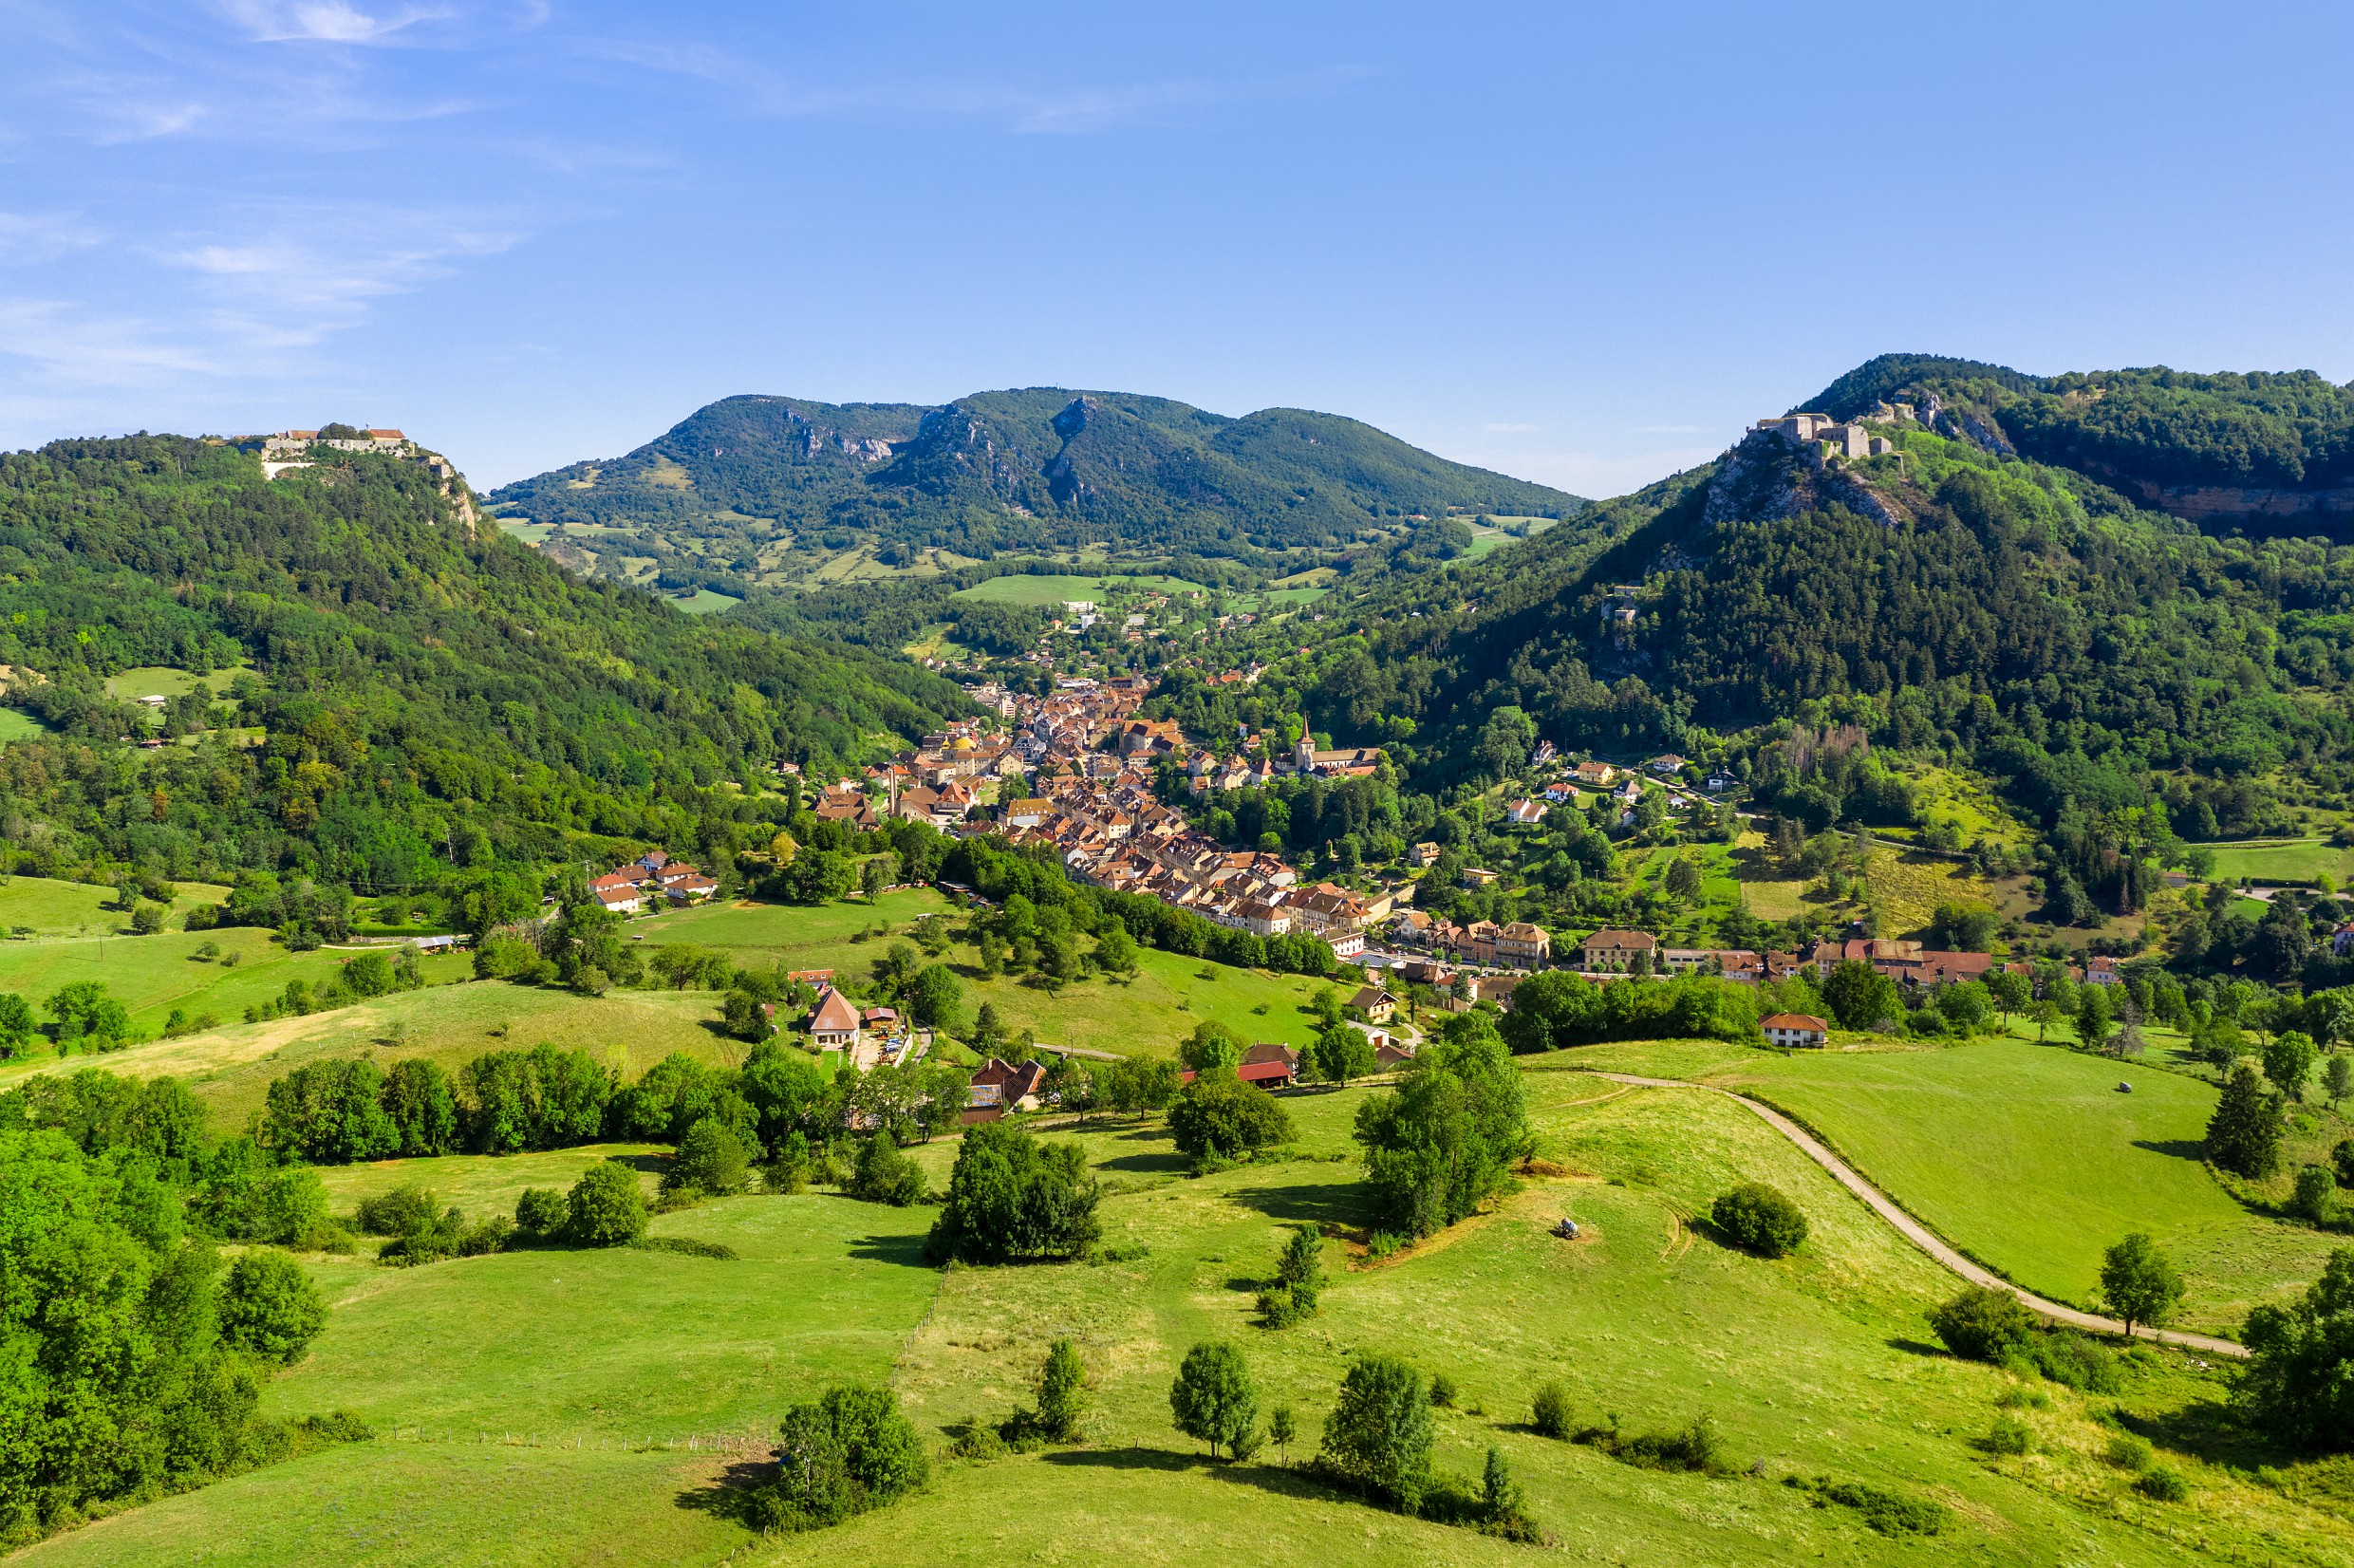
[373, 1426, 775, 1456]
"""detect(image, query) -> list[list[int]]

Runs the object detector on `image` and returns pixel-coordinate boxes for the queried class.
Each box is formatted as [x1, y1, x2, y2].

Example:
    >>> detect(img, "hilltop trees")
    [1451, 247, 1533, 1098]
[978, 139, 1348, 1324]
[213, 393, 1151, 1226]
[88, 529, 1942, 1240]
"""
[1355, 1015, 1530, 1238]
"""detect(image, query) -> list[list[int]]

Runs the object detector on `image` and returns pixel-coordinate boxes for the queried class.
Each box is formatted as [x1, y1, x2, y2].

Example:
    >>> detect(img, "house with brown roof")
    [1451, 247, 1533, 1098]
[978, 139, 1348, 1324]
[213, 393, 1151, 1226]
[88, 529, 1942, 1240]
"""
[1350, 985, 1396, 1024]
[1761, 1013, 1829, 1049]
[1579, 927, 1657, 971]
[807, 987, 861, 1051]
[1494, 922, 1551, 969]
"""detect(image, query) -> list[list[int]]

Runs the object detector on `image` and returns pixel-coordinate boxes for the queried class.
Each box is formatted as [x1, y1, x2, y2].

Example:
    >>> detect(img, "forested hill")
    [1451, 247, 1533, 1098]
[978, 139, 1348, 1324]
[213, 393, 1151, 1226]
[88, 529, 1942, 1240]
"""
[0, 435, 967, 900]
[1799, 355, 2354, 516]
[1283, 358, 2354, 827]
[490, 388, 1585, 588]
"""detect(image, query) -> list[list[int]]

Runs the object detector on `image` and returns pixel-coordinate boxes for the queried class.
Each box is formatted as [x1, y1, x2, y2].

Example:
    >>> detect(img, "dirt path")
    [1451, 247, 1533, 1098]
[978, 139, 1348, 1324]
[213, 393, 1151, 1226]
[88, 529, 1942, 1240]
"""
[1587, 1071, 2251, 1359]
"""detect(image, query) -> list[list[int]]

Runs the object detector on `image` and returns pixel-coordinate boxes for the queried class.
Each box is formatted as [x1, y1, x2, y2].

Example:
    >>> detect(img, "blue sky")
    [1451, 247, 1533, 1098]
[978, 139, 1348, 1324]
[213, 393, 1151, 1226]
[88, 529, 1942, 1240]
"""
[2, 2, 2347, 497]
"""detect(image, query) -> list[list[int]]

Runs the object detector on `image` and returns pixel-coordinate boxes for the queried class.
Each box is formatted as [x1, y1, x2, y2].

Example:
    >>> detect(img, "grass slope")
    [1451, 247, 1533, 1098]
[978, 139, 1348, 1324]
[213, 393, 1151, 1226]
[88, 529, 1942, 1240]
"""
[0, 981, 730, 1130]
[639, 894, 1340, 1055]
[30, 1070, 2327, 1567]
[1563, 1037, 2342, 1335]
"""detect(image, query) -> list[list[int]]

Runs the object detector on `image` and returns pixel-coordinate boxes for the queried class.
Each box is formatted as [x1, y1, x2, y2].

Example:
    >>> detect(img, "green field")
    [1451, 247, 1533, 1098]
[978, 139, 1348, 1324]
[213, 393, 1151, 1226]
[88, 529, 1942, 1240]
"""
[27, 1066, 2341, 1567]
[103, 664, 240, 703]
[0, 873, 226, 936]
[1564, 1037, 2341, 1334]
[0, 916, 469, 1063]
[665, 588, 743, 615]
[639, 893, 1343, 1055]
[2205, 838, 2354, 886]
[949, 574, 1204, 607]
[0, 708, 53, 741]
[5, 980, 738, 1130]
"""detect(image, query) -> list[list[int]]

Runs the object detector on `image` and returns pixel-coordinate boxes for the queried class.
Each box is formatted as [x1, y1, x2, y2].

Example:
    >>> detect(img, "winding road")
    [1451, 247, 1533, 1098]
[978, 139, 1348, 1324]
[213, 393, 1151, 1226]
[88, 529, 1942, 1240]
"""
[1587, 1071, 2251, 1359]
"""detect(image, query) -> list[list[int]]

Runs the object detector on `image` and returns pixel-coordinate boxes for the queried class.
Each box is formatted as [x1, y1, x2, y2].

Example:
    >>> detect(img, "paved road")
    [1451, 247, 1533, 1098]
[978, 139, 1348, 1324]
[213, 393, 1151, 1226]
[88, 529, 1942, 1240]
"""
[1588, 1071, 2250, 1359]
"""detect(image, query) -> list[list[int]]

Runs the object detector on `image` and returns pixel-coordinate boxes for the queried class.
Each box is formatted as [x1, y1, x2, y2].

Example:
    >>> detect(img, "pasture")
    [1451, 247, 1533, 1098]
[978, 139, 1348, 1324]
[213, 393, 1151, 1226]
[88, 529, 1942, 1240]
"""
[5, 980, 738, 1130]
[2205, 838, 2354, 887]
[1563, 1036, 2342, 1335]
[949, 573, 1204, 607]
[23, 1066, 2340, 1567]
[637, 893, 1344, 1055]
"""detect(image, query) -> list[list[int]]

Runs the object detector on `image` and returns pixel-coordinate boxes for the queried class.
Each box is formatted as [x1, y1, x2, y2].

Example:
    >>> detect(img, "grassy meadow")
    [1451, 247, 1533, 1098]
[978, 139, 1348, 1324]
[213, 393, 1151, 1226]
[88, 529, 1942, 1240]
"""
[24, 1066, 2350, 1567]
[2205, 837, 2354, 887]
[637, 892, 1343, 1055]
[1562, 1036, 2344, 1335]
[949, 573, 1205, 607]
[4, 980, 736, 1130]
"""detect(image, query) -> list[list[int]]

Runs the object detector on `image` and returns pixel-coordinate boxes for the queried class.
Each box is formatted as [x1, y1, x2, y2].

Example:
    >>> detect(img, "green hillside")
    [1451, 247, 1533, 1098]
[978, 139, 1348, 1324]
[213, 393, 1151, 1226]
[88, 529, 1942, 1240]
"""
[488, 388, 1586, 588]
[0, 435, 967, 894]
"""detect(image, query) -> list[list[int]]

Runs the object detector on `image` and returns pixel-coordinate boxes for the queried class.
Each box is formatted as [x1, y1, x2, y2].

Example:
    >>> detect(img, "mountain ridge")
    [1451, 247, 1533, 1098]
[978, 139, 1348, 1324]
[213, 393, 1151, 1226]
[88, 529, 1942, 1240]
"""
[489, 386, 1587, 591]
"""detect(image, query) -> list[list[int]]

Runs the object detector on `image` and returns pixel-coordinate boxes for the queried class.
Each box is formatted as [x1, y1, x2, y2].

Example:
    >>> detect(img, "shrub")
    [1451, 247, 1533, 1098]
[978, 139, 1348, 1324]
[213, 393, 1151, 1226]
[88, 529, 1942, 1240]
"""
[218, 1249, 327, 1364]
[1603, 1415, 1727, 1474]
[1317, 1354, 1434, 1509]
[2104, 1431, 2153, 1471]
[1981, 1416, 2033, 1455]
[514, 1186, 568, 1233]
[1034, 1337, 1086, 1443]
[355, 1182, 438, 1238]
[2294, 1164, 2339, 1223]
[752, 1383, 929, 1531]
[848, 1134, 925, 1206]
[664, 1116, 751, 1198]
[1710, 1183, 1808, 1257]
[2136, 1465, 2189, 1502]
[1531, 1381, 1574, 1439]
[2013, 1330, 2121, 1394]
[1928, 1285, 2036, 1362]
[1788, 1475, 1952, 1535]
[566, 1161, 647, 1246]
[1429, 1372, 1458, 1409]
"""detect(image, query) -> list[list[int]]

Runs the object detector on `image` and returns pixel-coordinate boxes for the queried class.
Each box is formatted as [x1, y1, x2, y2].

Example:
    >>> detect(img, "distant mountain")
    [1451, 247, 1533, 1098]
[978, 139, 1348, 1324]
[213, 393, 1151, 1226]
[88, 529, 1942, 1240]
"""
[489, 389, 1586, 591]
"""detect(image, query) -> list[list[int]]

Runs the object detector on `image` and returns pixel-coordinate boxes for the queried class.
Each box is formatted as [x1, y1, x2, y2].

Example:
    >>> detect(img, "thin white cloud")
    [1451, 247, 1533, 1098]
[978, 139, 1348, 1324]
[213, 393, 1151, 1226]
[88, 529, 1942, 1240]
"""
[0, 298, 223, 386]
[0, 211, 103, 262]
[159, 205, 525, 345]
[1482, 420, 1538, 433]
[219, 0, 454, 46]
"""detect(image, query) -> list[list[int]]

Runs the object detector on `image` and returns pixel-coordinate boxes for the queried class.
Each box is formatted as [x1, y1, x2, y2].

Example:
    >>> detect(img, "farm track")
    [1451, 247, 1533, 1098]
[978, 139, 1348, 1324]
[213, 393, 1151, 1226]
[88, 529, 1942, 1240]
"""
[1586, 1071, 2252, 1358]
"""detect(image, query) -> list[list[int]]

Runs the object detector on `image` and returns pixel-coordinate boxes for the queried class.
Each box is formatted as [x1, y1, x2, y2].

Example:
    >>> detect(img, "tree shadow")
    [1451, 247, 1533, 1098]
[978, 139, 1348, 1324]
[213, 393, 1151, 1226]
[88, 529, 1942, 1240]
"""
[1883, 1336, 1949, 1358]
[2132, 1139, 2211, 1163]
[844, 1229, 934, 1267]
[1040, 1447, 1350, 1503]
[1099, 1150, 1189, 1175]
[674, 1457, 775, 1526]
[1227, 1179, 1373, 1228]
[610, 1151, 671, 1176]
[2120, 1395, 2297, 1472]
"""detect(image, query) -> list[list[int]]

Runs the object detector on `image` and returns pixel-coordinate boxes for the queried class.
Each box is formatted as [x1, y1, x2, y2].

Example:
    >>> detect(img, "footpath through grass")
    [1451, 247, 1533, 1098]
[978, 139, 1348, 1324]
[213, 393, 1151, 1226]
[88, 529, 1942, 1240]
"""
[23, 1067, 2354, 1567]
[1564, 1036, 2345, 1335]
